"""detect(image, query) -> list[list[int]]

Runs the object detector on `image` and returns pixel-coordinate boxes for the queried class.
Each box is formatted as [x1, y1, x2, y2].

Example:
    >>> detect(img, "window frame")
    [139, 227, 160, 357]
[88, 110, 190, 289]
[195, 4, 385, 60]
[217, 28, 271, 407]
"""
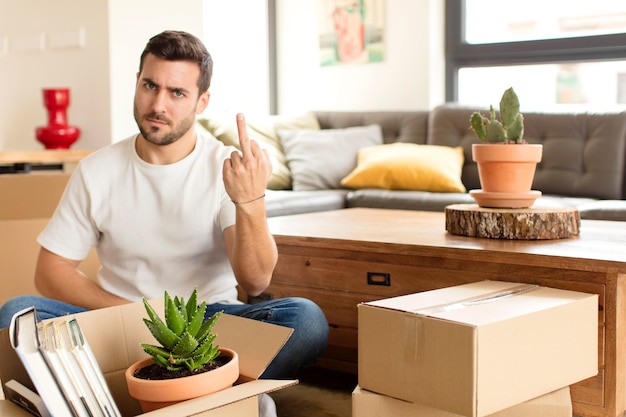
[445, 0, 626, 102]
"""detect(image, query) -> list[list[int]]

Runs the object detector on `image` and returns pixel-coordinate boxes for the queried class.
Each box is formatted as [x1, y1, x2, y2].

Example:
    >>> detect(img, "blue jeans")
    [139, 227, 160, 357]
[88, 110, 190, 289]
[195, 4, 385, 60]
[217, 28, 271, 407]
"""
[0, 296, 328, 379]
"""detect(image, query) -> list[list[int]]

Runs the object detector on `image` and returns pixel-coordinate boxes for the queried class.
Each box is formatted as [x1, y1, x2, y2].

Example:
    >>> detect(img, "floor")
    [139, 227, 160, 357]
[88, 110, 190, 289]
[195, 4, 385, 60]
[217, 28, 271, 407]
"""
[271, 366, 357, 417]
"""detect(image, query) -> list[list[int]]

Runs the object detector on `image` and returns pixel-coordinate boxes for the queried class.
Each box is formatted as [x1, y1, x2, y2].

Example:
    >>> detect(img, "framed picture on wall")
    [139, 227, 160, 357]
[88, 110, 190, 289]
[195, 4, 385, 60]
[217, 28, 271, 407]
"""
[318, 0, 385, 67]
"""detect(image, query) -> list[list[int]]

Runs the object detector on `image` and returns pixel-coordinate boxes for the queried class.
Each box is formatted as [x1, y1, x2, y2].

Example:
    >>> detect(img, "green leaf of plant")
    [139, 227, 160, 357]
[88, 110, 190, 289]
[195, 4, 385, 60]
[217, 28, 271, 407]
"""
[469, 112, 487, 141]
[186, 301, 207, 338]
[142, 297, 161, 326]
[174, 295, 188, 323]
[141, 343, 171, 359]
[485, 120, 506, 143]
[191, 348, 218, 368]
[193, 334, 217, 356]
[507, 113, 524, 142]
[186, 288, 199, 319]
[142, 301, 179, 349]
[165, 292, 186, 336]
[500, 87, 520, 128]
[152, 354, 172, 369]
[172, 331, 199, 356]
[196, 311, 222, 342]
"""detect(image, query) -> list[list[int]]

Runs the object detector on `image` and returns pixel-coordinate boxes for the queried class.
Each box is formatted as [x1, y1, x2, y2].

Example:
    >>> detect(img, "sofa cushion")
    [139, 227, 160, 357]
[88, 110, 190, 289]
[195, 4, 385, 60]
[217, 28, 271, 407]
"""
[527, 111, 626, 200]
[341, 143, 466, 192]
[279, 124, 383, 191]
[315, 111, 430, 145]
[577, 200, 626, 221]
[346, 189, 474, 212]
[428, 104, 626, 199]
[197, 112, 321, 190]
[265, 189, 349, 217]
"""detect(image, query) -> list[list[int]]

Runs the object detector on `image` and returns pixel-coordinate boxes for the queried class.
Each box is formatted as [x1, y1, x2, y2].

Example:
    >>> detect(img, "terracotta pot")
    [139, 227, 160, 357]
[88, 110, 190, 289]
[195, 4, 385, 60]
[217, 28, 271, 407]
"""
[470, 143, 543, 208]
[125, 347, 239, 413]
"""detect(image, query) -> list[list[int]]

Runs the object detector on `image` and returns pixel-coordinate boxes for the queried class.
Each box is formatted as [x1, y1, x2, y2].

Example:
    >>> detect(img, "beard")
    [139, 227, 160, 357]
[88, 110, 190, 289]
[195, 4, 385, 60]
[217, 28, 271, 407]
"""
[134, 103, 196, 146]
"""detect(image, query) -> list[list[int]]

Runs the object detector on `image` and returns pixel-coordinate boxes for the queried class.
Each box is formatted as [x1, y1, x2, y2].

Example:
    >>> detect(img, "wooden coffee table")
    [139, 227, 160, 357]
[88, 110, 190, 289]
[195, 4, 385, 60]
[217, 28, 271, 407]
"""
[265, 207, 626, 417]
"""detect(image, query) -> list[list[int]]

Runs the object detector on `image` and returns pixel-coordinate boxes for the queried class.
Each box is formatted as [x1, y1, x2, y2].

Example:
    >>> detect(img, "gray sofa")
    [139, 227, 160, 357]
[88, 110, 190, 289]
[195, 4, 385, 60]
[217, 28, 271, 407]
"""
[261, 105, 626, 221]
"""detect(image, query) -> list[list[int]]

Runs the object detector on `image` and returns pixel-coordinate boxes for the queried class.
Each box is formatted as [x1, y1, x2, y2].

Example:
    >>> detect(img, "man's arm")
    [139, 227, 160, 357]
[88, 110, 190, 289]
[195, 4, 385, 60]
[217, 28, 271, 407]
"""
[222, 113, 277, 296]
[34, 247, 130, 309]
[223, 213, 277, 297]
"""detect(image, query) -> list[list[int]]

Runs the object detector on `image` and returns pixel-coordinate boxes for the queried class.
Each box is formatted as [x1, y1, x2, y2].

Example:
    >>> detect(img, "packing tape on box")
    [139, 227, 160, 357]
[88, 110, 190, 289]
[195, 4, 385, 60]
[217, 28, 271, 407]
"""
[412, 284, 539, 315]
[403, 314, 425, 365]
[402, 284, 539, 365]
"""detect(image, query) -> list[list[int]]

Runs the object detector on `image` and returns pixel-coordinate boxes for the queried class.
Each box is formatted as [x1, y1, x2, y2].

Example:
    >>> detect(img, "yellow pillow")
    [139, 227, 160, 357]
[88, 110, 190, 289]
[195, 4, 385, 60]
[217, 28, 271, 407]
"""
[341, 143, 466, 192]
[197, 112, 321, 190]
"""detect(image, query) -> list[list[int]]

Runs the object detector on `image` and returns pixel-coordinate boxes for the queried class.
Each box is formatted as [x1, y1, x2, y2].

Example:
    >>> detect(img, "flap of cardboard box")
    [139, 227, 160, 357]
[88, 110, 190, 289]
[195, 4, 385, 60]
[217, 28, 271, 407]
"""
[64, 300, 294, 381]
[0, 400, 35, 417]
[140, 379, 296, 417]
[361, 280, 597, 326]
[0, 379, 297, 417]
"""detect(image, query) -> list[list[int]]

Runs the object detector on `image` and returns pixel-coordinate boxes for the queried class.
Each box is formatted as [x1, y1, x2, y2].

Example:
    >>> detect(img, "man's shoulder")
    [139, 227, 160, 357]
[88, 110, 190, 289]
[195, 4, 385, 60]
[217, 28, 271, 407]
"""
[80, 135, 135, 167]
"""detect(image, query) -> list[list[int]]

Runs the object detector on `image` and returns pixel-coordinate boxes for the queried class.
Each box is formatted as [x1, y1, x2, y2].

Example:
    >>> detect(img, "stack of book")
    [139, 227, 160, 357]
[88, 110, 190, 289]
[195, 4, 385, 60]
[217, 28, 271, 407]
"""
[8, 307, 121, 417]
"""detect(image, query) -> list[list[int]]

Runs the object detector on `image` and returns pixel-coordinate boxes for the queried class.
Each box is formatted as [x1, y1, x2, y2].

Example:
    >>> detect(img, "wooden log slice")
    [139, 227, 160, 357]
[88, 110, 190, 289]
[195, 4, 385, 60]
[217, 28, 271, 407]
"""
[445, 204, 580, 240]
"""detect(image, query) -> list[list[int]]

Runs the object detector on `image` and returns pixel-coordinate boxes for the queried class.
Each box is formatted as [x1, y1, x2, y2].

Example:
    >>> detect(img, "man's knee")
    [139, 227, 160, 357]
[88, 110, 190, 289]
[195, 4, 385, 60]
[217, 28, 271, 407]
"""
[259, 297, 329, 378]
[287, 297, 329, 344]
[296, 297, 324, 315]
[0, 296, 42, 328]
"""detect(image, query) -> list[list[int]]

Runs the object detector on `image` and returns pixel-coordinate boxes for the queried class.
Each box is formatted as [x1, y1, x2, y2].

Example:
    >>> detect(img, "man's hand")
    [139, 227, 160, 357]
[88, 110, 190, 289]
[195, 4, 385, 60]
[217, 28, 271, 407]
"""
[222, 113, 272, 205]
[221, 114, 277, 296]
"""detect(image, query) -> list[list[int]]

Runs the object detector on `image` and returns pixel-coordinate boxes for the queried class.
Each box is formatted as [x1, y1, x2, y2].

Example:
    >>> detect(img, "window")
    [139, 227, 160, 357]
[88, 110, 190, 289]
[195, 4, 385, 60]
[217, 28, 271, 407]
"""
[446, 0, 626, 106]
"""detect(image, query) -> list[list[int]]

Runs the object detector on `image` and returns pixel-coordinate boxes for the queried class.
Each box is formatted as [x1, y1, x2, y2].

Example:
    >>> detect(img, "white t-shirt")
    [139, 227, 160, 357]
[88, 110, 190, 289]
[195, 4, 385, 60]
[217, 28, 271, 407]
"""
[38, 128, 240, 304]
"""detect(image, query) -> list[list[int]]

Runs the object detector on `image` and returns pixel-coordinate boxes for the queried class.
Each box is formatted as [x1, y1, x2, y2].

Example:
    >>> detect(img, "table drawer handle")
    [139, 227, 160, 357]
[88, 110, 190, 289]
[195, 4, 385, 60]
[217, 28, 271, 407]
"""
[367, 272, 391, 286]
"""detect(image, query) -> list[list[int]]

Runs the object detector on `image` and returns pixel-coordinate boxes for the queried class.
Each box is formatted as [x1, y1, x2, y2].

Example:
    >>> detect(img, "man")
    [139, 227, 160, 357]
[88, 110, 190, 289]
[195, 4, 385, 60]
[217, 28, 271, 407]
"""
[0, 31, 328, 387]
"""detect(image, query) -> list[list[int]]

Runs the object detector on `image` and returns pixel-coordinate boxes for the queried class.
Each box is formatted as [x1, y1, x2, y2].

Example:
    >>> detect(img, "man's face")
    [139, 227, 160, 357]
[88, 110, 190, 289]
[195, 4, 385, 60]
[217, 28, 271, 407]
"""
[133, 53, 208, 146]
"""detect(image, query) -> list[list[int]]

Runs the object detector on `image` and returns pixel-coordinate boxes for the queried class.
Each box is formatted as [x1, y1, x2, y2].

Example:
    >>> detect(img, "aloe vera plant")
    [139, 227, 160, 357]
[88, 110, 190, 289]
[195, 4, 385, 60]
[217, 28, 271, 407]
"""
[469, 87, 525, 144]
[141, 288, 222, 372]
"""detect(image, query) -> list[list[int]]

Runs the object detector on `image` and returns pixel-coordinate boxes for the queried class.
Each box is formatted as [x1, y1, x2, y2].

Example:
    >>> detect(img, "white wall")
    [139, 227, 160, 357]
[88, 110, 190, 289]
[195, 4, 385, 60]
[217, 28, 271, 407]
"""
[202, 1, 270, 117]
[0, 0, 445, 151]
[201, 0, 446, 117]
[108, 0, 204, 143]
[0, 0, 110, 151]
[275, 0, 445, 113]
[0, 0, 203, 151]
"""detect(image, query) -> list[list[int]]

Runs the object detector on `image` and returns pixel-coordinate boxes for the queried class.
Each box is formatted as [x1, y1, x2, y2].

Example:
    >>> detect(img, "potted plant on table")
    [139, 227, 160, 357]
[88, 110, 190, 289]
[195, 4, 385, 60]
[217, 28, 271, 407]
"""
[125, 288, 239, 412]
[468, 87, 543, 208]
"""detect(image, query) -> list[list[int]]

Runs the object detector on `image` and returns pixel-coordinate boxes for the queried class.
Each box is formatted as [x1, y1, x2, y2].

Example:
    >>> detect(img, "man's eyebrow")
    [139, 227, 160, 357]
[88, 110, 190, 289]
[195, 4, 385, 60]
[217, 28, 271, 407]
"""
[168, 86, 191, 95]
[141, 76, 158, 86]
[141, 77, 190, 94]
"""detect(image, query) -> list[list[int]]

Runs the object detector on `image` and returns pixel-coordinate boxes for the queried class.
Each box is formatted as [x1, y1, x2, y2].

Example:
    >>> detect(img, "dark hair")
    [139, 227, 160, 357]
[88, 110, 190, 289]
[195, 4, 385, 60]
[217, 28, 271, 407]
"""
[139, 30, 213, 96]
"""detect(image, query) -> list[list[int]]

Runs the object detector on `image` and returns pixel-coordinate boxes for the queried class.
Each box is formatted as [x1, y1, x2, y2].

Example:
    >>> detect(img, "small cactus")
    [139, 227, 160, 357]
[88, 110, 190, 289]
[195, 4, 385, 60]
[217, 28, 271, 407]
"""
[141, 288, 222, 372]
[469, 87, 525, 144]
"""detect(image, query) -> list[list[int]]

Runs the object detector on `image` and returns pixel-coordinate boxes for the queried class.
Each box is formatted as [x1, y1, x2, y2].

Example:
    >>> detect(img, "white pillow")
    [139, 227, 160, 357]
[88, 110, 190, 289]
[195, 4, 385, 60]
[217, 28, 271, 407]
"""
[278, 125, 383, 191]
[197, 112, 321, 190]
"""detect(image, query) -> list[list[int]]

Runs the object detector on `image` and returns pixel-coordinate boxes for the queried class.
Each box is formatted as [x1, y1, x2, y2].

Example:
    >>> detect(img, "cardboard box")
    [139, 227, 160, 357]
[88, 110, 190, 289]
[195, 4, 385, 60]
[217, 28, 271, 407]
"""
[358, 280, 598, 417]
[0, 173, 71, 220]
[0, 300, 296, 416]
[0, 173, 100, 305]
[352, 385, 572, 417]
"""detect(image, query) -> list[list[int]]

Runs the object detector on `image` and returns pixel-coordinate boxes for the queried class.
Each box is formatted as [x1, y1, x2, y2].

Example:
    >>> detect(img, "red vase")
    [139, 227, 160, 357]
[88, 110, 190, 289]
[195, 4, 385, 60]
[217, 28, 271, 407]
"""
[35, 88, 81, 149]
